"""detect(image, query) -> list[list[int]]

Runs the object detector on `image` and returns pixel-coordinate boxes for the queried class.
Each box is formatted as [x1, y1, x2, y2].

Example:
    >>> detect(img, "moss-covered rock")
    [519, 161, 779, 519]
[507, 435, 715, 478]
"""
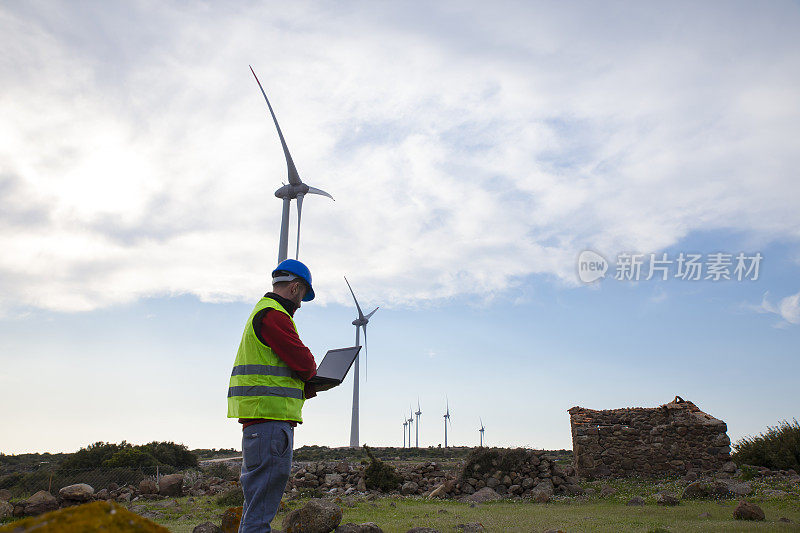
[0, 500, 168, 532]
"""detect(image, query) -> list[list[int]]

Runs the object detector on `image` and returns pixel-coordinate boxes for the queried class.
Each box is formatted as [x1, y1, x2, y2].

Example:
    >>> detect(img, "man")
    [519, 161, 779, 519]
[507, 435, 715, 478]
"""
[227, 259, 321, 533]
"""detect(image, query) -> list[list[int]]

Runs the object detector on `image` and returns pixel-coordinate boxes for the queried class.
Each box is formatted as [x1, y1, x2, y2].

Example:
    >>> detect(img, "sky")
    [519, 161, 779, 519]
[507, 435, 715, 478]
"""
[1, 1, 799, 455]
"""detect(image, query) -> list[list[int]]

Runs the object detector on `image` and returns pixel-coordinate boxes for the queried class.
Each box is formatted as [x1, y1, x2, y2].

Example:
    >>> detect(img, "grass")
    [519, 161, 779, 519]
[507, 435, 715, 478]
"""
[141, 475, 800, 533]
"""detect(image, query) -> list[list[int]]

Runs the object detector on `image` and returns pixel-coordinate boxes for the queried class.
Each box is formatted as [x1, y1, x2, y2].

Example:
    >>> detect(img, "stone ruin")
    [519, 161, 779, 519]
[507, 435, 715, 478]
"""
[569, 396, 731, 478]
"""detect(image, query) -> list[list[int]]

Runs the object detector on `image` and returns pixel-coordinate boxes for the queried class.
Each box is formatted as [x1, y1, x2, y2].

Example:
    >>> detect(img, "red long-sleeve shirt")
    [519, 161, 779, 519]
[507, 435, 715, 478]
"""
[239, 295, 317, 429]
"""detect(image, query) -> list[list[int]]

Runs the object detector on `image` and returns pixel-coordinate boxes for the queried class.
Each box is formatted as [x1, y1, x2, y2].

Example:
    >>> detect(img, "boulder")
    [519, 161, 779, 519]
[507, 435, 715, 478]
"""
[0, 489, 11, 502]
[193, 522, 223, 533]
[726, 482, 753, 496]
[533, 480, 554, 497]
[681, 481, 733, 500]
[59, 483, 95, 502]
[221, 507, 242, 533]
[427, 484, 447, 499]
[460, 487, 501, 504]
[282, 498, 343, 533]
[23, 490, 58, 515]
[140, 478, 158, 495]
[325, 474, 344, 485]
[401, 481, 419, 495]
[655, 492, 679, 506]
[722, 461, 737, 473]
[626, 496, 645, 506]
[335, 523, 384, 533]
[0, 500, 13, 520]
[456, 524, 485, 532]
[599, 485, 617, 497]
[158, 474, 184, 497]
[733, 500, 765, 521]
[532, 490, 551, 503]
[5, 500, 169, 531]
[406, 529, 441, 533]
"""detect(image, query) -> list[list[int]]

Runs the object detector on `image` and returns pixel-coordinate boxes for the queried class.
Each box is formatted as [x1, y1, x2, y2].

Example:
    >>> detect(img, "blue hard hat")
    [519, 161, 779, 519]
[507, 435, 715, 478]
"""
[271, 259, 315, 301]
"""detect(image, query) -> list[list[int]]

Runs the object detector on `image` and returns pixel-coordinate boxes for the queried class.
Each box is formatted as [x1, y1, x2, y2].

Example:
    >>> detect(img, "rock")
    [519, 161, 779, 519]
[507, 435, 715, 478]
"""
[335, 523, 384, 533]
[23, 490, 58, 515]
[655, 492, 679, 506]
[733, 500, 765, 521]
[779, 517, 792, 523]
[626, 496, 644, 506]
[59, 483, 95, 502]
[325, 474, 344, 485]
[521, 477, 535, 489]
[725, 482, 752, 496]
[698, 512, 711, 518]
[681, 481, 733, 500]
[117, 493, 132, 503]
[282, 498, 343, 533]
[532, 490, 551, 503]
[599, 485, 617, 497]
[682, 471, 698, 482]
[456, 524, 485, 532]
[461, 487, 502, 504]
[406, 529, 440, 533]
[2, 500, 169, 531]
[96, 488, 110, 500]
[722, 461, 737, 473]
[533, 480, 554, 497]
[193, 522, 223, 533]
[0, 500, 13, 520]
[0, 489, 11, 502]
[140, 478, 158, 495]
[401, 481, 419, 495]
[427, 484, 447, 499]
[221, 507, 242, 533]
[158, 474, 184, 497]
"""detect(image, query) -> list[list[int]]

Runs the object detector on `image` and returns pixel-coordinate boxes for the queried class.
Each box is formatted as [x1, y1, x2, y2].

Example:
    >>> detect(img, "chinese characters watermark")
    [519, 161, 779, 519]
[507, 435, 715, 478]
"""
[577, 250, 762, 283]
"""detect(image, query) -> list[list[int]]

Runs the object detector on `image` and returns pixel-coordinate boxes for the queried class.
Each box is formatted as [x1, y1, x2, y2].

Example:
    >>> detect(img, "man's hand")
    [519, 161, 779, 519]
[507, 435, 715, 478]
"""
[314, 382, 336, 392]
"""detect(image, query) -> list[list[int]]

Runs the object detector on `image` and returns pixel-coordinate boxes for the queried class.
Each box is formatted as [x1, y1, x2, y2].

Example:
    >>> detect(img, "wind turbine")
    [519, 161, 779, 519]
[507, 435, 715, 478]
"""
[345, 277, 379, 448]
[415, 400, 422, 448]
[479, 418, 485, 447]
[407, 408, 414, 448]
[403, 418, 408, 448]
[249, 66, 334, 263]
[443, 398, 451, 448]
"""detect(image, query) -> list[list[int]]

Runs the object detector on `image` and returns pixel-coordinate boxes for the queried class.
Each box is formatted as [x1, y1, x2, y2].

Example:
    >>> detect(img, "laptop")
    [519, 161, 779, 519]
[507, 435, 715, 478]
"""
[308, 346, 362, 387]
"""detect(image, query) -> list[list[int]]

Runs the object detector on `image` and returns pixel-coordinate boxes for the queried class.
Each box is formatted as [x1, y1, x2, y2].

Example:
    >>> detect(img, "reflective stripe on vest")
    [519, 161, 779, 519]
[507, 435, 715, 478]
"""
[227, 297, 306, 421]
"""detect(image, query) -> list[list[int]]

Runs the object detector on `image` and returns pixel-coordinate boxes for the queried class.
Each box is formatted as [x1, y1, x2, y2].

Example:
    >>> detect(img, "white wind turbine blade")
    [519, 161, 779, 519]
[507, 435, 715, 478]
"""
[344, 276, 364, 318]
[295, 193, 304, 259]
[362, 324, 368, 381]
[307, 186, 334, 201]
[249, 66, 301, 186]
[365, 306, 379, 319]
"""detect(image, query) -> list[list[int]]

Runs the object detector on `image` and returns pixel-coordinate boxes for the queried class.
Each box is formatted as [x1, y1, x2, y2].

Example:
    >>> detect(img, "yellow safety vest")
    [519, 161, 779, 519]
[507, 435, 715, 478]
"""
[227, 297, 305, 422]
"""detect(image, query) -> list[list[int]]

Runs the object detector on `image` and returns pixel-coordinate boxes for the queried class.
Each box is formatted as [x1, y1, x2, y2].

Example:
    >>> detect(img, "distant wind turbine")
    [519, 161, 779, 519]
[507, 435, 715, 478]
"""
[249, 66, 334, 262]
[479, 418, 485, 447]
[407, 408, 414, 448]
[443, 397, 451, 448]
[345, 277, 379, 448]
[403, 417, 408, 448]
[415, 400, 422, 448]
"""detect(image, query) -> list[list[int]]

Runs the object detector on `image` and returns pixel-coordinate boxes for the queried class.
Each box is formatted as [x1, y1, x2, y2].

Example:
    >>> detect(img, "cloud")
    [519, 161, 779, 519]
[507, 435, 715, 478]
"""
[1, 1, 799, 313]
[758, 290, 800, 327]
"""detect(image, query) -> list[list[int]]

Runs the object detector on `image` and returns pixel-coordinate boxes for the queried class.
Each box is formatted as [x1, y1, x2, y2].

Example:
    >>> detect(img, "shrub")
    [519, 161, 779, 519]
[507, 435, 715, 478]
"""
[216, 487, 244, 507]
[205, 462, 238, 481]
[732, 418, 800, 471]
[102, 449, 158, 469]
[362, 445, 402, 492]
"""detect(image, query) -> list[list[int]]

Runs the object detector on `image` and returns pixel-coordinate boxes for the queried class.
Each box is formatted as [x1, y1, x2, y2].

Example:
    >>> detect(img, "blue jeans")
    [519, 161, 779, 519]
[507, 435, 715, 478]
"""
[239, 421, 294, 533]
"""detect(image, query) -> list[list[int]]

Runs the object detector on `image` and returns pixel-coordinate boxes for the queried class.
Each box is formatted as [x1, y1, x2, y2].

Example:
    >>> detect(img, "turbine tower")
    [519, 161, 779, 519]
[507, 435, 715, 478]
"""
[249, 66, 334, 263]
[479, 418, 485, 447]
[415, 400, 422, 448]
[345, 277, 379, 448]
[403, 418, 408, 448]
[407, 408, 414, 448]
[443, 398, 451, 448]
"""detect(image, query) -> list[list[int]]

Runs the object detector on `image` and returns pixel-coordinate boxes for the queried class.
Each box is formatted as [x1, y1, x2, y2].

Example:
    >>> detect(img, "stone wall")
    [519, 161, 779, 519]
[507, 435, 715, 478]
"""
[569, 396, 731, 478]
